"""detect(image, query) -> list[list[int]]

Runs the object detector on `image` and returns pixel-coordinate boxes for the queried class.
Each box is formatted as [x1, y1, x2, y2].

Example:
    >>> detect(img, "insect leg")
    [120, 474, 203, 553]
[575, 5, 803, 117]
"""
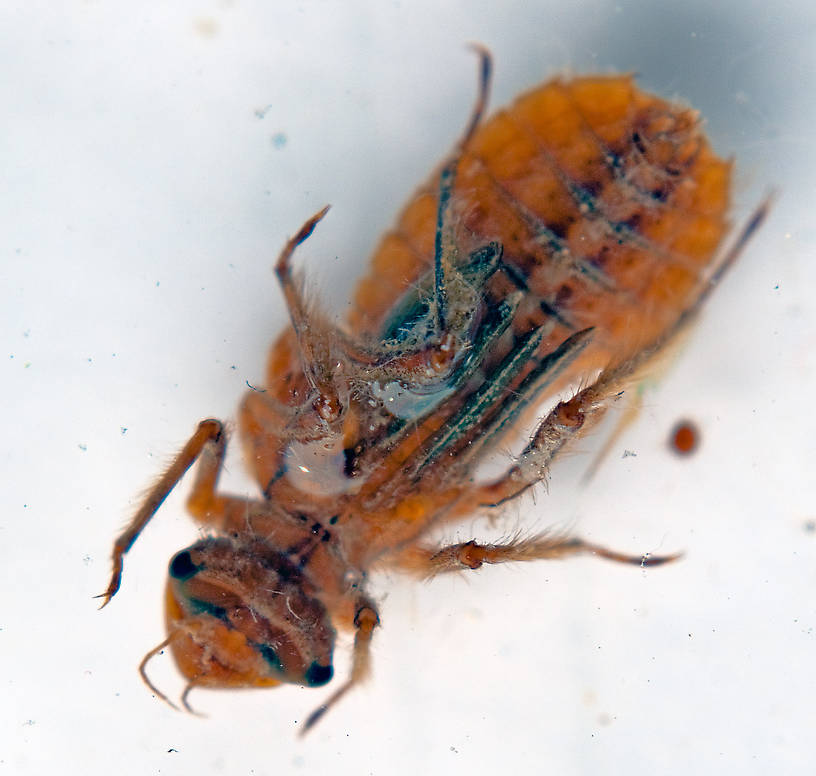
[397, 535, 680, 578]
[300, 599, 380, 736]
[470, 195, 775, 506]
[431, 45, 492, 333]
[275, 206, 344, 422]
[458, 44, 492, 152]
[471, 364, 626, 508]
[414, 326, 594, 475]
[97, 419, 224, 607]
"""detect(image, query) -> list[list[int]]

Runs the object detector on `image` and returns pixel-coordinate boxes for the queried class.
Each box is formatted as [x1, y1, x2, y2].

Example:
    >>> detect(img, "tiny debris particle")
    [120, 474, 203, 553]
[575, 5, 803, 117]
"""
[193, 17, 218, 37]
[670, 421, 700, 455]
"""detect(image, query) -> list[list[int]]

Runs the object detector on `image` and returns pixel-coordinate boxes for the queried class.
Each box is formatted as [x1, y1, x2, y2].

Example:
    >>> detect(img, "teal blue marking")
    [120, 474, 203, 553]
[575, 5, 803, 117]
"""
[416, 325, 547, 471]
[456, 327, 594, 465]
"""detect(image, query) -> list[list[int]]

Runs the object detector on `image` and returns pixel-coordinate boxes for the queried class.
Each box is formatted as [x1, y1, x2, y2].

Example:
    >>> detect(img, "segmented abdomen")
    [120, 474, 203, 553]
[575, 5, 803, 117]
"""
[352, 75, 730, 376]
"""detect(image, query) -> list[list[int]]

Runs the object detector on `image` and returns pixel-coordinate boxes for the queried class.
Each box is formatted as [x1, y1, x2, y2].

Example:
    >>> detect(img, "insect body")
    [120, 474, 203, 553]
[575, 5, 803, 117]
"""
[100, 51, 766, 732]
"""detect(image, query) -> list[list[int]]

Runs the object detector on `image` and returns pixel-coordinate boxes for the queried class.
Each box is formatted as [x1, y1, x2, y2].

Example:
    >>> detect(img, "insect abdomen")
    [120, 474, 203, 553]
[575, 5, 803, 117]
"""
[353, 75, 731, 377]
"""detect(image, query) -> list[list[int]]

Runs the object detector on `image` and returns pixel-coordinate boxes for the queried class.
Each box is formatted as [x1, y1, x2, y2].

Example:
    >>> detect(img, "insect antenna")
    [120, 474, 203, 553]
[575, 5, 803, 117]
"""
[180, 680, 206, 716]
[138, 635, 180, 711]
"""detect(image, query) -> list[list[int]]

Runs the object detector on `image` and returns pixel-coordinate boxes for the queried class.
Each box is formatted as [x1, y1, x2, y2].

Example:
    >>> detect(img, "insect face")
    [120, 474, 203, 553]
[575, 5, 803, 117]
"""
[164, 537, 335, 691]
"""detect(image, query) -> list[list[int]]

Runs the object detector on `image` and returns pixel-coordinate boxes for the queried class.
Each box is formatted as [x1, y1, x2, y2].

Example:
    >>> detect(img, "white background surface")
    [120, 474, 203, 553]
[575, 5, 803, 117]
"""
[3, 1, 815, 774]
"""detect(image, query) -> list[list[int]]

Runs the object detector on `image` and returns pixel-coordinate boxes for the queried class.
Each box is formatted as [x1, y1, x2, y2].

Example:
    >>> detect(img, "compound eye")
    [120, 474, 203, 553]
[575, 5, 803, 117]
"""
[164, 540, 335, 690]
[168, 550, 200, 581]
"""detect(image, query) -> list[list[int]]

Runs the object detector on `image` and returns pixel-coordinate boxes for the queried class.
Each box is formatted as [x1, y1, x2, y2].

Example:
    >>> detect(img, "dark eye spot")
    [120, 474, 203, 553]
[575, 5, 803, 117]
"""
[304, 661, 333, 687]
[169, 550, 201, 580]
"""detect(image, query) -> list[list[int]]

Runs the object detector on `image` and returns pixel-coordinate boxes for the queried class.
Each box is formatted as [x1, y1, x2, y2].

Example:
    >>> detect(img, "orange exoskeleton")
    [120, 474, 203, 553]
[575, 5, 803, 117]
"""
[99, 49, 768, 733]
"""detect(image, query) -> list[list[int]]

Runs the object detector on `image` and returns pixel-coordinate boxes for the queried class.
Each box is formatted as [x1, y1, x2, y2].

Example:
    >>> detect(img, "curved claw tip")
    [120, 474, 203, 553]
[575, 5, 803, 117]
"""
[294, 206, 331, 247]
